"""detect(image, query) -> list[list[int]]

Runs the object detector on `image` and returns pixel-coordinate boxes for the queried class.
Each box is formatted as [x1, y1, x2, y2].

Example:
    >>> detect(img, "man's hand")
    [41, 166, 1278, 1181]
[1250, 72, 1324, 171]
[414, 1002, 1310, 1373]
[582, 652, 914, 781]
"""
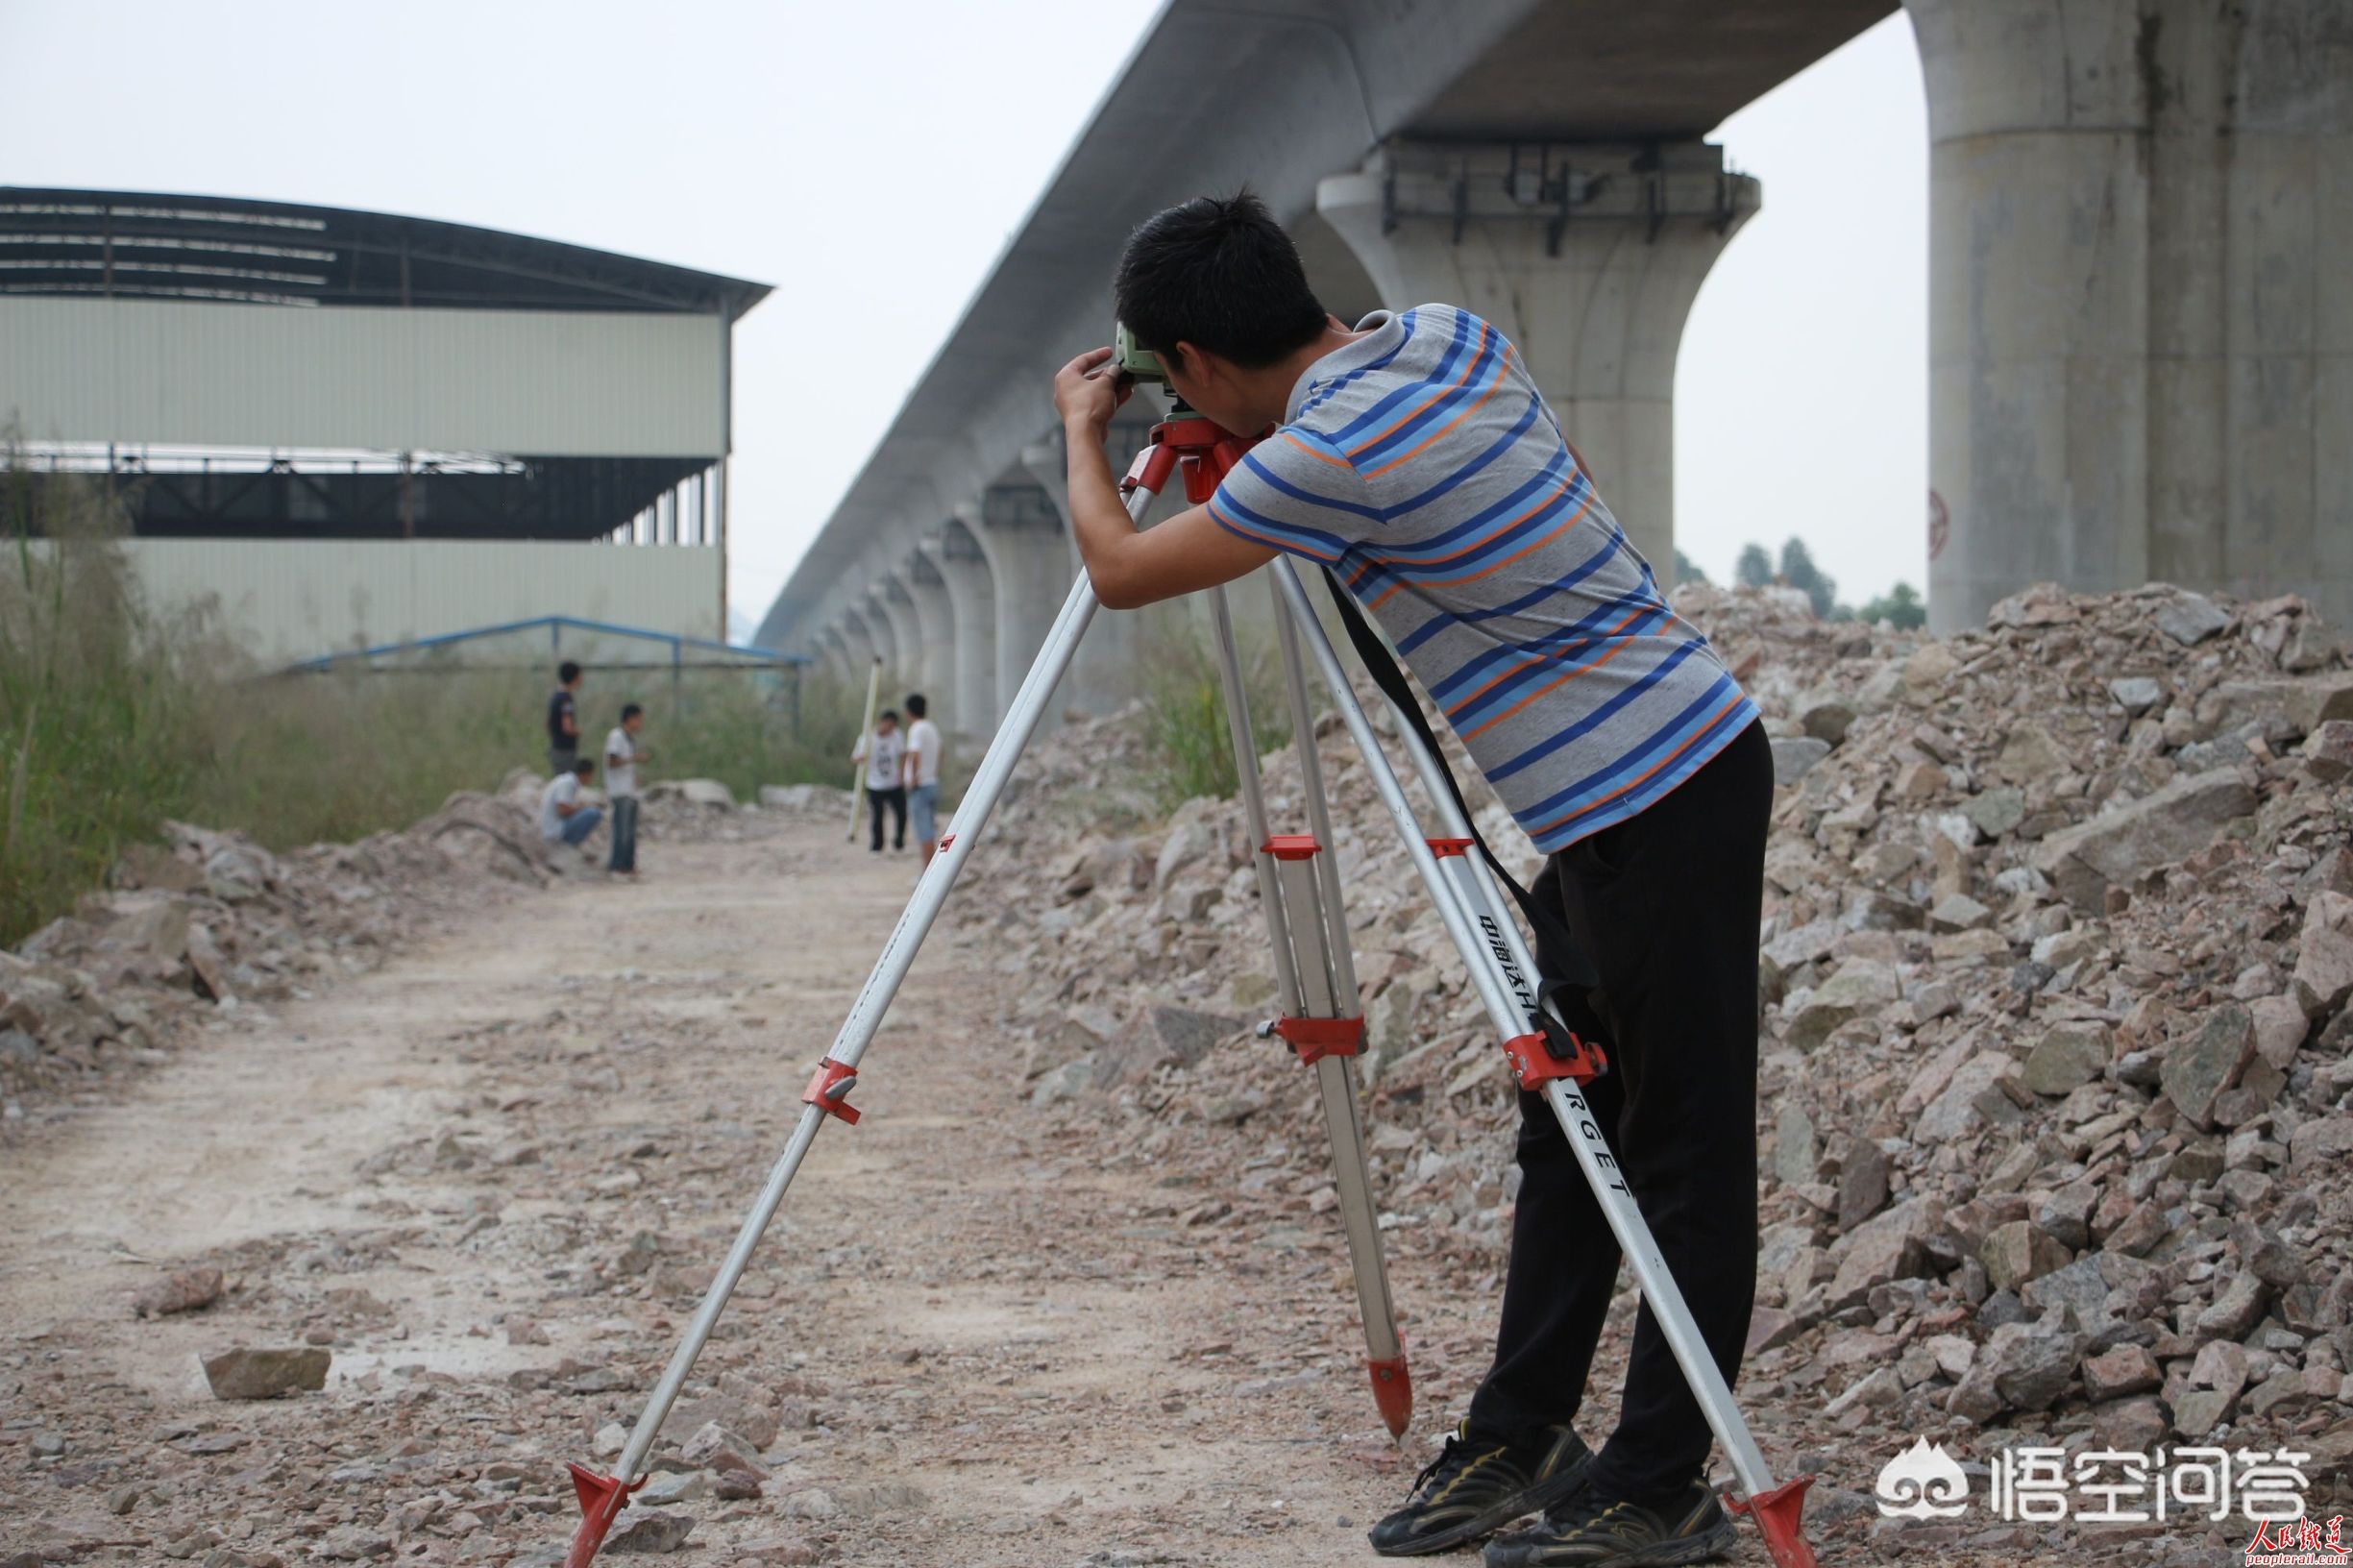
[1053, 347, 1129, 444]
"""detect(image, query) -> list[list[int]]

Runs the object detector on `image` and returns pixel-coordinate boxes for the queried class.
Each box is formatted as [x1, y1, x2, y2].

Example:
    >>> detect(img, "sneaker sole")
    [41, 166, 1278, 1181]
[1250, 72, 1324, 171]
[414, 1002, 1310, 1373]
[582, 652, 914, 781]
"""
[1372, 1464, 1593, 1558]
[1483, 1516, 1737, 1568]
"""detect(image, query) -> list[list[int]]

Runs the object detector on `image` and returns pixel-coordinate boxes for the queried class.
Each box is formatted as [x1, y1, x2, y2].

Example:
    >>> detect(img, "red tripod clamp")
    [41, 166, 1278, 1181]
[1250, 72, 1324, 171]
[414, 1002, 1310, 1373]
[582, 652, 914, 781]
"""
[1273, 1014, 1364, 1066]
[800, 1058, 861, 1124]
[1117, 405, 1262, 507]
[1501, 1029, 1606, 1091]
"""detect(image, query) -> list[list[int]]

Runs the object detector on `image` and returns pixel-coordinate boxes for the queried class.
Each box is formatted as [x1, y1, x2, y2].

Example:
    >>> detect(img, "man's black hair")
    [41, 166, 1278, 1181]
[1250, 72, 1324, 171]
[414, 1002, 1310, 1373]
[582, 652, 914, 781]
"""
[1115, 190, 1327, 372]
[572, 757, 596, 776]
[620, 701, 643, 723]
[878, 709, 899, 724]
[904, 693, 927, 718]
[558, 660, 582, 685]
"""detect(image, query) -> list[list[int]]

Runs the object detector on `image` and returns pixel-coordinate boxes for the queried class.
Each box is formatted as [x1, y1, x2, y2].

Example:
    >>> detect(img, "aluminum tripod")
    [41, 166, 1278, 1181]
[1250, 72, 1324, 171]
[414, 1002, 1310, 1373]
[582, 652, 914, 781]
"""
[561, 409, 1819, 1568]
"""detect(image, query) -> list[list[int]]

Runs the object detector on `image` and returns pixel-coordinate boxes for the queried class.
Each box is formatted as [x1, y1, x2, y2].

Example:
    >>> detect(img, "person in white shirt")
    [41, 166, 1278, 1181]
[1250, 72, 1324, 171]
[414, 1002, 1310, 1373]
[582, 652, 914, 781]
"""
[604, 703, 650, 876]
[538, 758, 601, 853]
[901, 693, 944, 866]
[850, 710, 907, 853]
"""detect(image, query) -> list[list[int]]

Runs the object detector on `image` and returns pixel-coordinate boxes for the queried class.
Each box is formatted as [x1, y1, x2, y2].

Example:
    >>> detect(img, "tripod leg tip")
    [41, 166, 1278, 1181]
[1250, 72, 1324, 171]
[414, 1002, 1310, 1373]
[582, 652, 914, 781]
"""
[1368, 1353, 1412, 1441]
[1725, 1474, 1819, 1568]
[564, 1461, 641, 1568]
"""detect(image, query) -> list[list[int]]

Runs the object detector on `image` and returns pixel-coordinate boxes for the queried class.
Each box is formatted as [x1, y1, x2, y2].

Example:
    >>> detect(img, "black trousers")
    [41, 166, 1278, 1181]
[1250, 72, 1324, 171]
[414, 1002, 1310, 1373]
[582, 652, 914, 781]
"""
[868, 785, 906, 850]
[1464, 719, 1773, 1505]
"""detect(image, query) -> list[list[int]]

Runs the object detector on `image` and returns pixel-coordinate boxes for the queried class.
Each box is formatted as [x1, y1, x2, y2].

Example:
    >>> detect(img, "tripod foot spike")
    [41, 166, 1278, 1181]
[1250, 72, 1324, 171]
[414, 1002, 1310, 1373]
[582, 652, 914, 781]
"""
[1367, 1352, 1411, 1440]
[563, 1462, 642, 1568]
[1725, 1473, 1818, 1568]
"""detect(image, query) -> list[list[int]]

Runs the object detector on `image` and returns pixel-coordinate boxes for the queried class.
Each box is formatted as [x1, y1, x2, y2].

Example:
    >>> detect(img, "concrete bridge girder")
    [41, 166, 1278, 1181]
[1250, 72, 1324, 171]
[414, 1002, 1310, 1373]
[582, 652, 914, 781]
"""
[1317, 138, 1759, 580]
[919, 519, 998, 740]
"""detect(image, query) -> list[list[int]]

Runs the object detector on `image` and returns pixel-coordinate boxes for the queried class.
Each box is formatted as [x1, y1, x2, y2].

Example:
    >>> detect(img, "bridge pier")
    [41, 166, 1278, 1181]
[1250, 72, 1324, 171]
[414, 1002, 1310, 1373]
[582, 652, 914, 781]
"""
[1022, 430, 1140, 720]
[859, 586, 902, 674]
[874, 577, 924, 690]
[900, 554, 958, 707]
[919, 520, 997, 739]
[964, 484, 1067, 728]
[1318, 140, 1759, 579]
[1908, 0, 2353, 632]
[837, 608, 877, 673]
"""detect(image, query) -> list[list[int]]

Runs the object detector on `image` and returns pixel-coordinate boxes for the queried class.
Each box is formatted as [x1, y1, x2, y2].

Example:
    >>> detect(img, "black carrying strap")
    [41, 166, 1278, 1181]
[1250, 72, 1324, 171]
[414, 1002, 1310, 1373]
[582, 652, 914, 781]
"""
[1316, 569, 1613, 1055]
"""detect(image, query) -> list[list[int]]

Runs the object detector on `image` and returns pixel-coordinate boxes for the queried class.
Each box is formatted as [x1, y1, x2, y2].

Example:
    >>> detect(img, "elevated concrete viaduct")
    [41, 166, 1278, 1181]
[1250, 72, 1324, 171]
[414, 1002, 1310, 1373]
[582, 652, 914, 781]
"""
[763, 0, 2353, 738]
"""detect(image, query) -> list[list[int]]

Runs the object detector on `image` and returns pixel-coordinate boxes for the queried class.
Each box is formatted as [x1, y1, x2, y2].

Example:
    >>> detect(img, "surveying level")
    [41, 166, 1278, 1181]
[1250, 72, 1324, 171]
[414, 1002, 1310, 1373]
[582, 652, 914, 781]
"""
[558, 376, 1821, 1568]
[1111, 320, 1164, 384]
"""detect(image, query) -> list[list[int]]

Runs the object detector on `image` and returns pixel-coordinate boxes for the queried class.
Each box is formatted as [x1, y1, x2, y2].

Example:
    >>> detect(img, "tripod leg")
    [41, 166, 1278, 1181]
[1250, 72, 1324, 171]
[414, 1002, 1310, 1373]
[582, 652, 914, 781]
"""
[1263, 560, 1818, 1568]
[564, 527, 1129, 1564]
[1202, 583, 1410, 1438]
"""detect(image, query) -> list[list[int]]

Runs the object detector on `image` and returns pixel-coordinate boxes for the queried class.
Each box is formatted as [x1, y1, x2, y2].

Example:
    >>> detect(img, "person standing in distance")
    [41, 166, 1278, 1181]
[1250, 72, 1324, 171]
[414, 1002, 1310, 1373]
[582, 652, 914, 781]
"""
[548, 660, 583, 777]
[902, 694, 944, 866]
[851, 709, 908, 853]
[604, 702, 650, 877]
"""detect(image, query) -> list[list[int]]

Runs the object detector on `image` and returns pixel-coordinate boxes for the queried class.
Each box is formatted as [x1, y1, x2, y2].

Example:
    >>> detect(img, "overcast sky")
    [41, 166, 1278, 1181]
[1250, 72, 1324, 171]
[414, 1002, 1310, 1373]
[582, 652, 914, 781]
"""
[0, 1, 1927, 629]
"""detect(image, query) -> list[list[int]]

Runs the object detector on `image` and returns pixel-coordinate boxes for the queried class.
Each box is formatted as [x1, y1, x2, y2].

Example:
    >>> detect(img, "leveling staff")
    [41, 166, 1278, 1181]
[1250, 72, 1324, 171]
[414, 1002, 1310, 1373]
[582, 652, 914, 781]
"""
[1052, 194, 1772, 1568]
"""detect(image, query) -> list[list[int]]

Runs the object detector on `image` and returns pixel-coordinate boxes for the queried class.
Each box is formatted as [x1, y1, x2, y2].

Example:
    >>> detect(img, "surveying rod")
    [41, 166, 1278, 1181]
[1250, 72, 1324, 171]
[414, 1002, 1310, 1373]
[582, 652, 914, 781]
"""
[1262, 559, 1820, 1568]
[846, 657, 882, 842]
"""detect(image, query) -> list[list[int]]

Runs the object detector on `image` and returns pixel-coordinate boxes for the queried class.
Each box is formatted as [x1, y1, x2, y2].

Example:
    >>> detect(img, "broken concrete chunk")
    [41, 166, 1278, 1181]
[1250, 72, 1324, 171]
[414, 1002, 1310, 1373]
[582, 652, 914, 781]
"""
[201, 1346, 331, 1400]
[2292, 891, 2353, 1018]
[2162, 1005, 2255, 1132]
[2033, 769, 2257, 910]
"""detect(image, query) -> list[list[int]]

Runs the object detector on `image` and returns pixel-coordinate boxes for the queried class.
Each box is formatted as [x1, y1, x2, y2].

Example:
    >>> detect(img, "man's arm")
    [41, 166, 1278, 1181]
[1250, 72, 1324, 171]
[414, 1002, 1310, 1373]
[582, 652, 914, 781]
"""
[1054, 349, 1276, 609]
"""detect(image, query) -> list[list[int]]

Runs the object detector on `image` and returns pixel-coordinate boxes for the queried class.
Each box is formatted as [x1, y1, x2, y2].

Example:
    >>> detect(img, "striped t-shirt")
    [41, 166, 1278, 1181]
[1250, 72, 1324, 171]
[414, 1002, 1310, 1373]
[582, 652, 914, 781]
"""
[1206, 305, 1759, 853]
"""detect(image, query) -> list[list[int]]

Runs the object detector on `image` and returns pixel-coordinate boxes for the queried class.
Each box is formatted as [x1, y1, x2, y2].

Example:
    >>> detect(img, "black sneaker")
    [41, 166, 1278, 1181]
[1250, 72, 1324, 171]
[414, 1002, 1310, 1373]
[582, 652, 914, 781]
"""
[1483, 1478, 1736, 1566]
[1368, 1421, 1592, 1557]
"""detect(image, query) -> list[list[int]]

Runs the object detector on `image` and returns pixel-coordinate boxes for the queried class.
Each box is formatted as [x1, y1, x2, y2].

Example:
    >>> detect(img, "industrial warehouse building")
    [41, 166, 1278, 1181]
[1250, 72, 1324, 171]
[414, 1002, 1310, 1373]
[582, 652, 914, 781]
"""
[0, 186, 770, 663]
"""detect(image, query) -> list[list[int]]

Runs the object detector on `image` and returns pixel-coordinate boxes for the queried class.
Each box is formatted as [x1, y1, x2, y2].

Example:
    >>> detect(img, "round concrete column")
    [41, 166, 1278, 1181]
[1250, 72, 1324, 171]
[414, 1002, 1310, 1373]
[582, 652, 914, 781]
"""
[874, 578, 924, 690]
[838, 610, 877, 672]
[859, 588, 902, 674]
[1907, 0, 2353, 632]
[1021, 430, 1140, 719]
[964, 485, 1069, 728]
[1318, 141, 1758, 581]
[900, 555, 958, 712]
[919, 521, 998, 740]
[811, 625, 851, 684]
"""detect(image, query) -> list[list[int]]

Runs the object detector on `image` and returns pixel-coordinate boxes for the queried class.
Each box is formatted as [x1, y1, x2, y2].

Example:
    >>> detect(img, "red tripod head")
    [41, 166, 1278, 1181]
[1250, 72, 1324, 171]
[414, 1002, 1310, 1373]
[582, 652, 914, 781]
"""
[1117, 400, 1262, 507]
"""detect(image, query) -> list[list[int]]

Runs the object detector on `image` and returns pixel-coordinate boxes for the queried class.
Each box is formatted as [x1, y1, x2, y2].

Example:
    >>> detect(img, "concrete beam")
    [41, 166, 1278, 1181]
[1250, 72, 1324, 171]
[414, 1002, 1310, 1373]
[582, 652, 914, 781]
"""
[1909, 0, 2353, 631]
[919, 519, 997, 739]
[1318, 139, 1758, 580]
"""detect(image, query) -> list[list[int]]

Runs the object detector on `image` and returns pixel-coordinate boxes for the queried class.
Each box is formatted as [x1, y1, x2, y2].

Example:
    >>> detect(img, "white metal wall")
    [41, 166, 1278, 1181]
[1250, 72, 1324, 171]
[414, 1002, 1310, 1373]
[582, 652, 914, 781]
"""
[120, 539, 721, 660]
[0, 298, 724, 456]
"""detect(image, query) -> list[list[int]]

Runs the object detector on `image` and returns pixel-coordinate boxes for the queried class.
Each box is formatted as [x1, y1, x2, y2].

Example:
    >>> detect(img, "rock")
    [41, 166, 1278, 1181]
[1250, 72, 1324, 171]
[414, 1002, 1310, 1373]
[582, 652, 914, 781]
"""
[1149, 1005, 1241, 1069]
[671, 778, 737, 809]
[2080, 1343, 2160, 1402]
[2290, 1115, 2353, 1170]
[636, 1471, 708, 1507]
[1980, 1221, 2071, 1292]
[2194, 1273, 2270, 1340]
[1927, 893, 1993, 932]
[2303, 720, 2353, 783]
[1801, 696, 1856, 746]
[2108, 675, 2164, 715]
[1902, 643, 1959, 699]
[1837, 1138, 1890, 1232]
[2033, 769, 2258, 910]
[135, 1266, 225, 1318]
[603, 1512, 696, 1555]
[1154, 820, 1213, 886]
[1915, 1053, 2022, 1144]
[2154, 591, 2230, 645]
[2094, 1395, 2170, 1453]
[1773, 1103, 1819, 1188]
[2162, 1005, 2255, 1131]
[1029, 1059, 1093, 1107]
[2292, 891, 2353, 1017]
[1784, 959, 1899, 1050]
[107, 894, 192, 963]
[2190, 1339, 2250, 1407]
[2172, 1386, 2235, 1438]
[2249, 993, 2310, 1069]
[1977, 1317, 2082, 1413]
[678, 1422, 768, 1476]
[203, 845, 269, 902]
[1827, 1196, 1940, 1307]
[201, 1346, 331, 1400]
[1770, 736, 1832, 786]
[672, 1394, 778, 1450]
[2021, 1024, 2108, 1095]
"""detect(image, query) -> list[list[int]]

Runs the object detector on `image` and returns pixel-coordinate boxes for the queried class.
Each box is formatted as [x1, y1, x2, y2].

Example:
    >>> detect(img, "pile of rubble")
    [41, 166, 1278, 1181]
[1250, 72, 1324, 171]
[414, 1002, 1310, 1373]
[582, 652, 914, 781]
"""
[0, 789, 549, 1134]
[954, 581, 2353, 1531]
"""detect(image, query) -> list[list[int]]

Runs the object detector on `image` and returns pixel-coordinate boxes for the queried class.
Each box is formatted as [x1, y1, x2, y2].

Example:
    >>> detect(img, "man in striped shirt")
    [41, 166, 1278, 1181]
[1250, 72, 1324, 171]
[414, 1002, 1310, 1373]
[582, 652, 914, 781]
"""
[1054, 194, 1771, 1567]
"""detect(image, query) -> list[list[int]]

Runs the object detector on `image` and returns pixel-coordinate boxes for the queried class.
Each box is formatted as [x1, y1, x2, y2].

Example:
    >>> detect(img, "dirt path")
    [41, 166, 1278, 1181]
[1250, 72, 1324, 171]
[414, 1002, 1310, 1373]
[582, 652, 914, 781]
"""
[0, 814, 1482, 1568]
